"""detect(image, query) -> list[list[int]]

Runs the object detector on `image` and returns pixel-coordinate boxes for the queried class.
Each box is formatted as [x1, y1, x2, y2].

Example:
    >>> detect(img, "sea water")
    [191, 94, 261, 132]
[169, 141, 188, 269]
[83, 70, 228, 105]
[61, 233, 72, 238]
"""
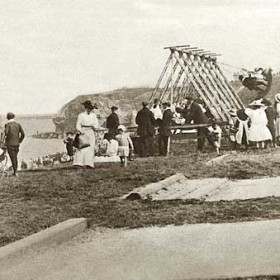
[19, 137, 65, 162]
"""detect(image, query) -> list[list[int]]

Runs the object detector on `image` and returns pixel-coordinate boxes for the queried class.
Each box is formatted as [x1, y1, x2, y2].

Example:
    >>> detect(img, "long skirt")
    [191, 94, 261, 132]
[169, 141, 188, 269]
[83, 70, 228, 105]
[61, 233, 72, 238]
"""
[73, 130, 95, 167]
[248, 124, 272, 142]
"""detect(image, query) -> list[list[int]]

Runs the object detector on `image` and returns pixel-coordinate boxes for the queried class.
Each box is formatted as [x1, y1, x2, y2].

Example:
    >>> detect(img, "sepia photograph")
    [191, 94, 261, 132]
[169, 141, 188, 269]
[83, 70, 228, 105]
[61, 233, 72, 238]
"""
[1, 0, 280, 279]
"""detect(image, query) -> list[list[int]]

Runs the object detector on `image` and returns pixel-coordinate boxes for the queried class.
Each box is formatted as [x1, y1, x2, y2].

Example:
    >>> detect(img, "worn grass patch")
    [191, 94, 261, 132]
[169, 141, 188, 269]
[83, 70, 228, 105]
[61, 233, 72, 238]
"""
[1, 147, 280, 247]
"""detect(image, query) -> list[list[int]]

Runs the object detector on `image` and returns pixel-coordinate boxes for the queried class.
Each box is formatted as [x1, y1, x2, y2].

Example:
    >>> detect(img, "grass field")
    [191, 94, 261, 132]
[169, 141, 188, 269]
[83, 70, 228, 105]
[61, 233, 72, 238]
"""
[1, 144, 280, 247]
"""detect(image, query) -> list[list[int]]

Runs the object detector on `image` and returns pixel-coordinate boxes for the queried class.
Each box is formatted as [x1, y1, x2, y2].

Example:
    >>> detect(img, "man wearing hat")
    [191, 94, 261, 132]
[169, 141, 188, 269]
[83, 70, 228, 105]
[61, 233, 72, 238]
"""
[135, 101, 156, 157]
[4, 112, 25, 176]
[177, 97, 210, 151]
[158, 101, 173, 156]
[106, 105, 120, 136]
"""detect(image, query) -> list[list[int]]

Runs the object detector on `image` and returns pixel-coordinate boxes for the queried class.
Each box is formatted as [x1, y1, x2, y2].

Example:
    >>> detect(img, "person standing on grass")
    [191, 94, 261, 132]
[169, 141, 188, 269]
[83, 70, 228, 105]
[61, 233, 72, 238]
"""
[274, 93, 280, 143]
[106, 106, 119, 136]
[262, 98, 277, 147]
[73, 100, 99, 169]
[158, 101, 173, 156]
[116, 125, 133, 167]
[136, 101, 156, 157]
[177, 97, 210, 152]
[245, 99, 272, 149]
[4, 112, 25, 176]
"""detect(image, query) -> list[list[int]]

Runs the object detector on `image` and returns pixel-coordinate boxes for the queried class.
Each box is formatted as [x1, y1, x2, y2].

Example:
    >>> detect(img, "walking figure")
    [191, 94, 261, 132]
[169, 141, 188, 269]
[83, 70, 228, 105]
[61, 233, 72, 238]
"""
[4, 112, 25, 176]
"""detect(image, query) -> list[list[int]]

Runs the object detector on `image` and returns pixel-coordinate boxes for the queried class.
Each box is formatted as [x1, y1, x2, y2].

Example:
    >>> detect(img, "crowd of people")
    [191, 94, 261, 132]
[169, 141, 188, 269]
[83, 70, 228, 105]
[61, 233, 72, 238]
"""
[3, 91, 280, 175]
[59, 93, 280, 170]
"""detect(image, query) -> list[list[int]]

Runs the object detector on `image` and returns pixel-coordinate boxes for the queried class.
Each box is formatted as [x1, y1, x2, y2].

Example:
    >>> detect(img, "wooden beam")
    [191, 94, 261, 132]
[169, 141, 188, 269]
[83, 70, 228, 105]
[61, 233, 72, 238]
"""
[206, 60, 241, 109]
[186, 55, 228, 121]
[149, 54, 172, 102]
[158, 60, 179, 101]
[212, 62, 243, 109]
[197, 56, 233, 120]
[174, 51, 224, 121]
[164, 45, 190, 49]
[215, 63, 244, 108]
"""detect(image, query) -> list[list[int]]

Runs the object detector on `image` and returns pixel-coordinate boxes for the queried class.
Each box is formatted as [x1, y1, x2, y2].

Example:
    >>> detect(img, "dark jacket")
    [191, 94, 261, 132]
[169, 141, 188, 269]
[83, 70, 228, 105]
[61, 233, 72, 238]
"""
[136, 107, 156, 136]
[181, 102, 209, 124]
[106, 112, 119, 133]
[265, 106, 276, 127]
[158, 108, 173, 136]
[5, 121, 25, 147]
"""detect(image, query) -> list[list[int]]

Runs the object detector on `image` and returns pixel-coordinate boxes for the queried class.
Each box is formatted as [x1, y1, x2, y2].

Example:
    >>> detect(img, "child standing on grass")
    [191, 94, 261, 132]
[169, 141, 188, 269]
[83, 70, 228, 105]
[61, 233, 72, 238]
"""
[208, 121, 222, 154]
[63, 132, 74, 161]
[116, 125, 134, 167]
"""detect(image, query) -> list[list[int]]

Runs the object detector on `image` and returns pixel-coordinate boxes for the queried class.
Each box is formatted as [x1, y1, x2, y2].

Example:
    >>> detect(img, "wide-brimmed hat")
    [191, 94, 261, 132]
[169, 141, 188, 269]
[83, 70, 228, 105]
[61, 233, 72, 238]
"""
[275, 93, 280, 103]
[81, 99, 94, 109]
[228, 108, 237, 117]
[118, 125, 126, 132]
[249, 99, 265, 107]
[111, 105, 118, 110]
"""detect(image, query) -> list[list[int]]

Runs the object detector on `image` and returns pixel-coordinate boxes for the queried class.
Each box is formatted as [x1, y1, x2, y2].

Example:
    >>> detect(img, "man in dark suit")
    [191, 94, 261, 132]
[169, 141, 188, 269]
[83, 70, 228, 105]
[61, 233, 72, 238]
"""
[177, 97, 210, 151]
[136, 101, 156, 157]
[5, 112, 25, 176]
[106, 106, 119, 136]
[158, 101, 173, 156]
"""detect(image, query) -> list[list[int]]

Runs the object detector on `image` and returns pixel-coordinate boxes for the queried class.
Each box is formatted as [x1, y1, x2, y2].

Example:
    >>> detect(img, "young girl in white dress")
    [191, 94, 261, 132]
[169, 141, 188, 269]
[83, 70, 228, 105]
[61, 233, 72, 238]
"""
[245, 100, 272, 149]
[115, 125, 134, 167]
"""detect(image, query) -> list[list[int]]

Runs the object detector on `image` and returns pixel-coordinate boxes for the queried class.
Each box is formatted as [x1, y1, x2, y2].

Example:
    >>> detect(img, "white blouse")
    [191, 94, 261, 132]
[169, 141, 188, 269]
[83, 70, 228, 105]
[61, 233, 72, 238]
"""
[76, 111, 99, 131]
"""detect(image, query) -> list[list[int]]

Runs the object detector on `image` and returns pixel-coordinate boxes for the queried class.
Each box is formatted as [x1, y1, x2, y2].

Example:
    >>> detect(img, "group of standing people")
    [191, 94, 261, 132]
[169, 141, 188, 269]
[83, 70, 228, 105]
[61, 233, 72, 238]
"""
[73, 100, 134, 168]
[229, 94, 280, 149]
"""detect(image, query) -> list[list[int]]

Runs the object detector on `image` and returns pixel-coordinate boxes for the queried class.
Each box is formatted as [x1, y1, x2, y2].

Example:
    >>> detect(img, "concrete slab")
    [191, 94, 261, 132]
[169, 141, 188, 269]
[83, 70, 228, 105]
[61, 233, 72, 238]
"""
[2, 219, 280, 279]
[125, 173, 280, 201]
[0, 218, 87, 267]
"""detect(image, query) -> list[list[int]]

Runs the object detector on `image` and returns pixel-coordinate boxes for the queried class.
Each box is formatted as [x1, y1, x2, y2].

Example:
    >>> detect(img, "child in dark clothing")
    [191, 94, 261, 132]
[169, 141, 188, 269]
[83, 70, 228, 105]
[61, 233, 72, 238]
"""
[64, 132, 74, 161]
[262, 98, 277, 147]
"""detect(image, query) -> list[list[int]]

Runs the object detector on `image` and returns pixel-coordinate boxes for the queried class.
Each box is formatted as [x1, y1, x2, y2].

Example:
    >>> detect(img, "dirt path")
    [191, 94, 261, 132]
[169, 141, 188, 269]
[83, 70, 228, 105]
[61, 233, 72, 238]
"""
[2, 219, 280, 279]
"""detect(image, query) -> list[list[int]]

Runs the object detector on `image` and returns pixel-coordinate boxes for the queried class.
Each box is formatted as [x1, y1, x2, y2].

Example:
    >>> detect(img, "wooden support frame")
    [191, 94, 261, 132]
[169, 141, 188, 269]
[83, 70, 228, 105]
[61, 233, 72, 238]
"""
[150, 45, 244, 121]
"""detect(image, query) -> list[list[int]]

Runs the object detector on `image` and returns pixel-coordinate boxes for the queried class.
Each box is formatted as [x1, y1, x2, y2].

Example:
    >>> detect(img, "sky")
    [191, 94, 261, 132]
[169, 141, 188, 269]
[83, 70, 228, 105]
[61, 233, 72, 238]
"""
[1, 0, 280, 114]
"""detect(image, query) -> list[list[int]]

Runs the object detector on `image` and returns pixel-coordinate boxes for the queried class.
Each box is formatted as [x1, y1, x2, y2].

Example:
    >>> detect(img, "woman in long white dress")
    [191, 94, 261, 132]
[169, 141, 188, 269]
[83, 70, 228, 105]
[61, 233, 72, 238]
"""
[245, 100, 272, 149]
[73, 100, 99, 168]
[275, 93, 280, 141]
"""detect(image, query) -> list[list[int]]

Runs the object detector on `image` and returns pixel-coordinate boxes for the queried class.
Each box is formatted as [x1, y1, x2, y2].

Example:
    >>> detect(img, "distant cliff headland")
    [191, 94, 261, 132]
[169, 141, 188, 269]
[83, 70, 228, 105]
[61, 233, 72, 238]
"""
[52, 75, 280, 134]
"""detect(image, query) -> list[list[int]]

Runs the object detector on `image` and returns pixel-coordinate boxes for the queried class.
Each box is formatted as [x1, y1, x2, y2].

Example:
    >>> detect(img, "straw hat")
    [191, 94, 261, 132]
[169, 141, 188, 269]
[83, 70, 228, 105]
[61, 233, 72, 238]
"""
[249, 99, 265, 107]
[275, 93, 280, 103]
[118, 125, 126, 132]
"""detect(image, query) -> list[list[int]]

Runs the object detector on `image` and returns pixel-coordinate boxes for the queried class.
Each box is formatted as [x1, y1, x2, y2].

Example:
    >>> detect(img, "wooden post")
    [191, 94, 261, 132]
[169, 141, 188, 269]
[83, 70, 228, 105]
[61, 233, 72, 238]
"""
[205, 60, 238, 110]
[173, 51, 222, 121]
[196, 56, 233, 120]
[158, 60, 179, 102]
[170, 51, 174, 104]
[178, 51, 226, 121]
[210, 61, 243, 109]
[149, 54, 172, 103]
[186, 54, 228, 122]
[215, 63, 244, 108]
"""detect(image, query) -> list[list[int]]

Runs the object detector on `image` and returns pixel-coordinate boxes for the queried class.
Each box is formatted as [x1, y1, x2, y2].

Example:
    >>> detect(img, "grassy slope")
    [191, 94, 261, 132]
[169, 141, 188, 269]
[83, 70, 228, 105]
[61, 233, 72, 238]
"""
[2, 144, 280, 247]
